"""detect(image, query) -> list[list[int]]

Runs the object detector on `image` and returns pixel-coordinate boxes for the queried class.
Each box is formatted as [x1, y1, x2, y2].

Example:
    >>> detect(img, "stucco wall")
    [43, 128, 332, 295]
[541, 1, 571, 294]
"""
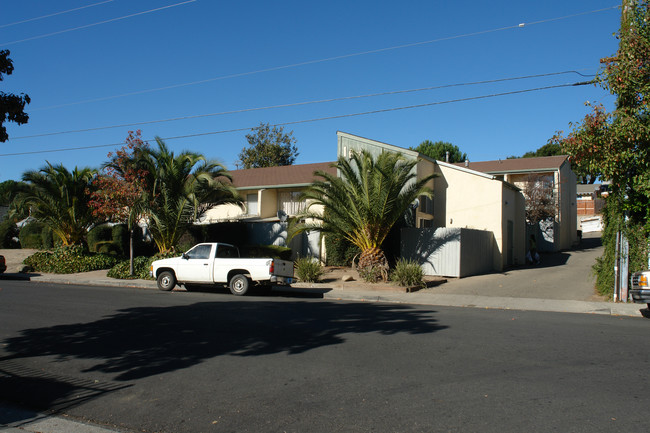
[434, 164, 506, 270]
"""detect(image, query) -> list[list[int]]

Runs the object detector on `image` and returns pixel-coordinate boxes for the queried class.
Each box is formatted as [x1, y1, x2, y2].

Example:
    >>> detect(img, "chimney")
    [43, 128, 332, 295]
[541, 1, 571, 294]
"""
[445, 151, 450, 163]
[465, 159, 469, 168]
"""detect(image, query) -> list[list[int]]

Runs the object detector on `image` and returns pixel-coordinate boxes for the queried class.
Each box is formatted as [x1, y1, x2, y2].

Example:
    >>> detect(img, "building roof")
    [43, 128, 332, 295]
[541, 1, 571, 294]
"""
[229, 162, 337, 189]
[459, 155, 569, 174]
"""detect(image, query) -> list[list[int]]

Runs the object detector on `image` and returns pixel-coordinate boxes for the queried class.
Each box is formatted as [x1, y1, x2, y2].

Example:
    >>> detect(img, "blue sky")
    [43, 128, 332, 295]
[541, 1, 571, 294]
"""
[0, 0, 621, 182]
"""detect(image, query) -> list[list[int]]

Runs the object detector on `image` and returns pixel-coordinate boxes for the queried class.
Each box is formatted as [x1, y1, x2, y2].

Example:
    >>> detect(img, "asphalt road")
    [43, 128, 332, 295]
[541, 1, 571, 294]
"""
[1, 281, 648, 433]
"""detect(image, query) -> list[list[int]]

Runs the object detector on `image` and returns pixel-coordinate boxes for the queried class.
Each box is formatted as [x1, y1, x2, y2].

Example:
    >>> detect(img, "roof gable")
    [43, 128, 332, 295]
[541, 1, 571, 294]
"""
[229, 162, 337, 189]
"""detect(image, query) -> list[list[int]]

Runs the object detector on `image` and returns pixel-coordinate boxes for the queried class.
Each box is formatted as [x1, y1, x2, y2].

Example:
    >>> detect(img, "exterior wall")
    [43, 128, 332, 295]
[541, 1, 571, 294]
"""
[259, 189, 278, 219]
[434, 164, 506, 270]
[558, 162, 578, 249]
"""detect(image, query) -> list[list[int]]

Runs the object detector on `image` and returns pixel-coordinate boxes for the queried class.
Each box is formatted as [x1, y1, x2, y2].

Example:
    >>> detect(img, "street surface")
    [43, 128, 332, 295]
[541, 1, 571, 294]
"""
[1, 281, 648, 432]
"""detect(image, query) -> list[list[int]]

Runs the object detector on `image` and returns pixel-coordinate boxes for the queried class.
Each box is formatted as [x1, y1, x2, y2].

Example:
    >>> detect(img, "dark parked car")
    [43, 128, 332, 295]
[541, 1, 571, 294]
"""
[630, 270, 650, 309]
[0, 255, 6, 273]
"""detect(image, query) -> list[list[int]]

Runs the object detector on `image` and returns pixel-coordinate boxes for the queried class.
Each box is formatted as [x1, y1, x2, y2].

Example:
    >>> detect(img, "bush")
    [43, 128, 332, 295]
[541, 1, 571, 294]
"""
[241, 244, 292, 260]
[295, 257, 323, 283]
[390, 258, 424, 287]
[358, 265, 384, 283]
[23, 244, 118, 273]
[19, 221, 54, 249]
[108, 251, 177, 280]
[0, 218, 20, 248]
[88, 224, 112, 252]
[324, 234, 360, 266]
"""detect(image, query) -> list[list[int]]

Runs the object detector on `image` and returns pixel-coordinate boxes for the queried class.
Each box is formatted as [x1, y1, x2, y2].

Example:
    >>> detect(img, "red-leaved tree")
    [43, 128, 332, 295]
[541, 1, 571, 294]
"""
[89, 130, 150, 275]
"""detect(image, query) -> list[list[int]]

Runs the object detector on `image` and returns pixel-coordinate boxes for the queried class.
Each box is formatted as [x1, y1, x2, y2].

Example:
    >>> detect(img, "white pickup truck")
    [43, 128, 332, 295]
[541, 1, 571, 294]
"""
[150, 242, 294, 295]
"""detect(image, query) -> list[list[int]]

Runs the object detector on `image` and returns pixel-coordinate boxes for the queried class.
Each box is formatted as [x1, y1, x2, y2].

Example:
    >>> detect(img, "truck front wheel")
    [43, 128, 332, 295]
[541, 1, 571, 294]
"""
[157, 271, 176, 291]
[229, 274, 250, 296]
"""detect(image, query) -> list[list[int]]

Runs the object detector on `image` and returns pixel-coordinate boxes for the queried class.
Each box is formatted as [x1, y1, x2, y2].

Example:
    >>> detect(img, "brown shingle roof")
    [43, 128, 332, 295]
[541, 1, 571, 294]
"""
[229, 162, 337, 189]
[458, 155, 569, 174]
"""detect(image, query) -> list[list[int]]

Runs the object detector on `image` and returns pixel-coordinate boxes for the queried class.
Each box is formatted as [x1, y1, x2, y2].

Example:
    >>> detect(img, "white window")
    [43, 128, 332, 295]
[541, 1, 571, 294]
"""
[247, 193, 258, 215]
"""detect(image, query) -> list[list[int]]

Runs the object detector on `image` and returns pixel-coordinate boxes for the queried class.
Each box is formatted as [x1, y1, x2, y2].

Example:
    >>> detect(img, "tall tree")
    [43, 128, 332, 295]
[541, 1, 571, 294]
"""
[139, 138, 242, 252]
[551, 0, 650, 295]
[410, 140, 467, 163]
[0, 50, 30, 143]
[89, 131, 150, 274]
[291, 150, 436, 281]
[19, 163, 97, 245]
[238, 123, 299, 169]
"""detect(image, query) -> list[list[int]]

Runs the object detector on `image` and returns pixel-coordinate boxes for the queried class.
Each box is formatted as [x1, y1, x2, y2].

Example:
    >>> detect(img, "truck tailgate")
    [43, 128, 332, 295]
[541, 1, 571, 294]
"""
[273, 259, 294, 278]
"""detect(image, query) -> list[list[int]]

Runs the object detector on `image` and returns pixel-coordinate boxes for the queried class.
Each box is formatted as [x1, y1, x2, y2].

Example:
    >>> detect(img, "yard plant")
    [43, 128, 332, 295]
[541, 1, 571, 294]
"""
[291, 150, 435, 281]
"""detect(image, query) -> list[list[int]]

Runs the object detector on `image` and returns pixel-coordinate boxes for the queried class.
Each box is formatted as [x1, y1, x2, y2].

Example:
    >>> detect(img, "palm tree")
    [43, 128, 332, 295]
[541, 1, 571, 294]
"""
[139, 138, 242, 252]
[291, 150, 436, 281]
[19, 162, 97, 245]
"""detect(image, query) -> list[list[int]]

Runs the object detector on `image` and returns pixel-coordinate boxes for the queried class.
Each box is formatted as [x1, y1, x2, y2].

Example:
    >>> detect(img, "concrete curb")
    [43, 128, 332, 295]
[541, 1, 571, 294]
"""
[3, 272, 646, 318]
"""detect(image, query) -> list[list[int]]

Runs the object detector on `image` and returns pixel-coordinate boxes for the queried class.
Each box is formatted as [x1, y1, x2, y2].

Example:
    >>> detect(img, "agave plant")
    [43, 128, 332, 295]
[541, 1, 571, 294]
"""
[291, 150, 436, 281]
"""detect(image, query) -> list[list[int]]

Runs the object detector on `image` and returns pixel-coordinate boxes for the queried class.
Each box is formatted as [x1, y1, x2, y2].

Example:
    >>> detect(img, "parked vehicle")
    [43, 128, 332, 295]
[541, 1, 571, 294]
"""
[150, 243, 294, 295]
[0, 255, 6, 273]
[629, 270, 650, 309]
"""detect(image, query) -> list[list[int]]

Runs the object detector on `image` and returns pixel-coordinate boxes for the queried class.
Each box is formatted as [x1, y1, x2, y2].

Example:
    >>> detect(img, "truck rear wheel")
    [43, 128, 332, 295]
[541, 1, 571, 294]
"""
[229, 274, 250, 296]
[157, 271, 176, 291]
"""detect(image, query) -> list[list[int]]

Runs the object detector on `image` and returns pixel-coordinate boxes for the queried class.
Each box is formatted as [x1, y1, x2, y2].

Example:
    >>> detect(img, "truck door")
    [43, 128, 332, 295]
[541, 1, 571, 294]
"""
[176, 243, 214, 282]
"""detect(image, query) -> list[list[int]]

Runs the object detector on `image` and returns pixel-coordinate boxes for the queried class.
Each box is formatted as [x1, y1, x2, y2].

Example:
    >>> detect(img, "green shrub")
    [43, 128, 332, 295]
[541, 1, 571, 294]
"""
[0, 218, 19, 248]
[111, 224, 128, 256]
[23, 244, 118, 273]
[295, 257, 323, 283]
[107, 251, 177, 280]
[324, 234, 360, 266]
[95, 241, 121, 255]
[88, 224, 112, 252]
[19, 221, 53, 249]
[390, 258, 424, 287]
[358, 265, 384, 283]
[241, 244, 292, 260]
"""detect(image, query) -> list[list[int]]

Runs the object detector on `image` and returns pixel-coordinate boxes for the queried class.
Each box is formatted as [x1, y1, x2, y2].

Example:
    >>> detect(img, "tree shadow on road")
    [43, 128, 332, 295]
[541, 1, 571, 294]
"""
[1, 300, 447, 387]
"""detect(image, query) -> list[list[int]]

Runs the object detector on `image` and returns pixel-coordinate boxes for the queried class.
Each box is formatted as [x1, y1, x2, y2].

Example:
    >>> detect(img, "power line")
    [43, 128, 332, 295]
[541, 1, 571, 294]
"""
[0, 81, 592, 157]
[30, 5, 618, 111]
[11, 70, 595, 140]
[0, 0, 197, 46]
[0, 1, 115, 29]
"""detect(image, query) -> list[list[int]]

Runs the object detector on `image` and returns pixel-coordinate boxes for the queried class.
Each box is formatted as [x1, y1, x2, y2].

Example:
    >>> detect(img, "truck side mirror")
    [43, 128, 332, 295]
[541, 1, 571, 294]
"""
[182, 253, 189, 260]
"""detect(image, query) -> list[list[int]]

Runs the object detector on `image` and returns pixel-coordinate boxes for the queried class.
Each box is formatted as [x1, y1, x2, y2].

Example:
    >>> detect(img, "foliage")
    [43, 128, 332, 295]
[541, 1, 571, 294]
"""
[358, 265, 384, 283]
[551, 1, 650, 294]
[508, 142, 564, 159]
[295, 257, 323, 282]
[107, 251, 176, 279]
[89, 130, 150, 226]
[18, 163, 97, 245]
[594, 196, 649, 296]
[291, 150, 436, 281]
[410, 140, 467, 163]
[390, 258, 424, 287]
[23, 245, 118, 274]
[238, 123, 299, 169]
[522, 174, 556, 224]
[241, 244, 292, 260]
[0, 50, 30, 143]
[0, 217, 19, 248]
[324, 233, 360, 266]
[18, 221, 54, 249]
[138, 137, 242, 252]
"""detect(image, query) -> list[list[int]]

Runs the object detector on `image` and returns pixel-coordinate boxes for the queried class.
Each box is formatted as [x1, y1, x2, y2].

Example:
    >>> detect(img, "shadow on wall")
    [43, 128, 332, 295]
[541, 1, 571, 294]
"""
[401, 227, 494, 278]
